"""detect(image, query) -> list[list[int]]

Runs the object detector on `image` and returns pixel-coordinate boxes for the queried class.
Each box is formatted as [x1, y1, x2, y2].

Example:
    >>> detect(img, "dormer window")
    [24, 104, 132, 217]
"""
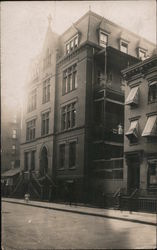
[120, 41, 128, 54]
[99, 31, 108, 48]
[138, 48, 146, 60]
[66, 34, 79, 55]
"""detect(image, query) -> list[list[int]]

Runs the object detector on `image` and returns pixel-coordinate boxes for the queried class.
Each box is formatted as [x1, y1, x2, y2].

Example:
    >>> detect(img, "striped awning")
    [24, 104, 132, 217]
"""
[125, 86, 139, 105]
[142, 115, 157, 137]
[125, 120, 138, 138]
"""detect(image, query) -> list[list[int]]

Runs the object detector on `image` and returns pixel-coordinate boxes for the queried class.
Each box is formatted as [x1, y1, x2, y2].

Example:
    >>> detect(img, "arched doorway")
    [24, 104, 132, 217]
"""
[40, 146, 48, 176]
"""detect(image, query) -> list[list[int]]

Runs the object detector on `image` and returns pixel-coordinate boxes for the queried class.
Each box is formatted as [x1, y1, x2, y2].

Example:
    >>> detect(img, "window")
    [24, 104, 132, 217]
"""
[24, 152, 29, 171]
[41, 112, 49, 136]
[66, 35, 79, 54]
[59, 144, 65, 169]
[142, 115, 157, 137]
[11, 161, 15, 169]
[125, 120, 139, 143]
[27, 89, 37, 112]
[31, 151, 36, 170]
[138, 49, 146, 60]
[12, 129, 17, 139]
[125, 86, 139, 106]
[148, 161, 157, 187]
[43, 79, 50, 103]
[12, 145, 16, 154]
[63, 65, 77, 94]
[99, 32, 108, 48]
[61, 102, 76, 130]
[26, 119, 36, 141]
[120, 41, 128, 53]
[13, 114, 17, 123]
[43, 48, 51, 70]
[148, 81, 157, 103]
[69, 141, 76, 168]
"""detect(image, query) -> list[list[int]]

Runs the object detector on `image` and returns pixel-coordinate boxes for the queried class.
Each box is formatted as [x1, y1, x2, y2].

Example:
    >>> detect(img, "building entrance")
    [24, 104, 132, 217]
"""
[127, 156, 140, 193]
[40, 147, 48, 176]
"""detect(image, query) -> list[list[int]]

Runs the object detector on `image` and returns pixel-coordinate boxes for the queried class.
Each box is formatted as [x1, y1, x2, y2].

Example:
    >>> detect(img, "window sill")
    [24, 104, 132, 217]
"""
[69, 167, 76, 170]
[61, 126, 76, 132]
[62, 88, 77, 96]
[57, 168, 65, 171]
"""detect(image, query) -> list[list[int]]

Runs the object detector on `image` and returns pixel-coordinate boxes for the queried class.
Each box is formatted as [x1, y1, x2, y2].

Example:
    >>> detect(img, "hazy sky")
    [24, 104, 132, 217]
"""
[1, 0, 156, 105]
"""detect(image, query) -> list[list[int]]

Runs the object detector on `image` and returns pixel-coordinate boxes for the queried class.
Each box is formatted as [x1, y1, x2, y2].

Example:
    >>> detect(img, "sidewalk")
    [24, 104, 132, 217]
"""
[2, 197, 157, 226]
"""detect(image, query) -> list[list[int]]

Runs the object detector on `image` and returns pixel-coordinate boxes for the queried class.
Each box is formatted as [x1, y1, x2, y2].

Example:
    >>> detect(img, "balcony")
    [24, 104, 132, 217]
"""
[93, 125, 124, 144]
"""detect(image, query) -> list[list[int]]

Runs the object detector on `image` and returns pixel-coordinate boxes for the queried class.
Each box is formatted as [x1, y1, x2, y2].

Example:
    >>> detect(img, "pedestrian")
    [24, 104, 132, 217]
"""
[24, 193, 30, 203]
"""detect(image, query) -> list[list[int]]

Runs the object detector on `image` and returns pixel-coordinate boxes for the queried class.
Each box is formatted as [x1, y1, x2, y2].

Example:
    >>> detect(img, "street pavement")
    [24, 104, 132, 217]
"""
[2, 199, 157, 249]
[2, 197, 156, 225]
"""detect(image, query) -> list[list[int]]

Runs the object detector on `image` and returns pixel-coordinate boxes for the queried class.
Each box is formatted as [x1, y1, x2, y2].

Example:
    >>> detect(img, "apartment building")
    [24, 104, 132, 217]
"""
[122, 55, 157, 198]
[16, 11, 155, 202]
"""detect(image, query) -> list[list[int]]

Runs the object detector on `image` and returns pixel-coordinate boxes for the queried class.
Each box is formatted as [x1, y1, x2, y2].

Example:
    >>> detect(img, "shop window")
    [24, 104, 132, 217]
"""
[69, 141, 76, 168]
[63, 64, 77, 95]
[26, 119, 36, 141]
[125, 120, 139, 143]
[125, 86, 139, 106]
[99, 32, 108, 48]
[59, 144, 65, 169]
[41, 112, 49, 136]
[43, 78, 50, 103]
[142, 115, 157, 137]
[148, 81, 157, 103]
[148, 162, 157, 188]
[61, 102, 76, 130]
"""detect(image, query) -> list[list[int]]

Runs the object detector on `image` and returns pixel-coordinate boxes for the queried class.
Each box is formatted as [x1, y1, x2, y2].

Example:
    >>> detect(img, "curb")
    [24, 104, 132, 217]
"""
[2, 199, 156, 226]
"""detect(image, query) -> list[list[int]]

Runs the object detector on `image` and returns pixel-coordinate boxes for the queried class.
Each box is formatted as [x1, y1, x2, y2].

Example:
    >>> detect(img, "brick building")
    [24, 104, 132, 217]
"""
[122, 55, 157, 199]
[14, 11, 155, 202]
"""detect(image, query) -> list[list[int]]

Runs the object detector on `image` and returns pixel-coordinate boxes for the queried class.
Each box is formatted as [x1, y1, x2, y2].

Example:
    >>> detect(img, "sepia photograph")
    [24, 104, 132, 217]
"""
[1, 0, 157, 249]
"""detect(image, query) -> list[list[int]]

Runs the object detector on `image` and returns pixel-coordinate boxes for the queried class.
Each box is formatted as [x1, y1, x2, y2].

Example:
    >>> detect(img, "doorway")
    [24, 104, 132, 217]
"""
[127, 156, 140, 193]
[40, 146, 48, 176]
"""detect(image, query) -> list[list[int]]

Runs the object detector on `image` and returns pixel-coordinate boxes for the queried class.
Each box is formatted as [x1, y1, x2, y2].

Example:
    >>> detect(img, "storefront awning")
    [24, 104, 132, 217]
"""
[125, 86, 139, 105]
[2, 168, 20, 178]
[125, 120, 138, 138]
[142, 115, 157, 137]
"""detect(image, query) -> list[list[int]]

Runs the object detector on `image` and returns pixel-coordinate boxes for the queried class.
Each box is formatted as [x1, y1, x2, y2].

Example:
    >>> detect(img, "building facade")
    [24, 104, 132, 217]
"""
[122, 55, 157, 197]
[17, 11, 155, 201]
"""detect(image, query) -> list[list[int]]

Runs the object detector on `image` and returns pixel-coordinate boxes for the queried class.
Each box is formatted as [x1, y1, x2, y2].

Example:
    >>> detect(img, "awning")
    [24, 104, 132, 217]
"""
[2, 168, 21, 178]
[125, 120, 138, 138]
[125, 86, 139, 105]
[142, 115, 157, 137]
[149, 81, 157, 86]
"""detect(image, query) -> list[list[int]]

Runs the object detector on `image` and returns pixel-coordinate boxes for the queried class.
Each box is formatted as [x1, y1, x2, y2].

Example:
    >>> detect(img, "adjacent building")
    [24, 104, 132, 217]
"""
[1, 97, 21, 196]
[122, 55, 157, 197]
[14, 11, 156, 202]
